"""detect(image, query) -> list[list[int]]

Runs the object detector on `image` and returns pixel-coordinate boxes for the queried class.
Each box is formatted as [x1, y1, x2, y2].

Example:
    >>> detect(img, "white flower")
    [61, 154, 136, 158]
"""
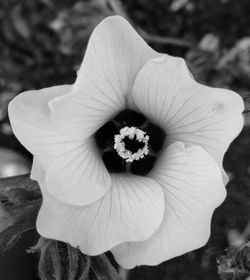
[8, 16, 244, 268]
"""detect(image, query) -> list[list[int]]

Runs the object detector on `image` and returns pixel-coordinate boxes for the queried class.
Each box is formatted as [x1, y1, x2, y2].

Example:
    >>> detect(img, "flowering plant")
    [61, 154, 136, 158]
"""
[8, 15, 243, 271]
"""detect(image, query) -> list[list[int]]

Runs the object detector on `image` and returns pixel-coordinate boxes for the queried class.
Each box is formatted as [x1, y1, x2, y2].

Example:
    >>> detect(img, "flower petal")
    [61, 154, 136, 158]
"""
[130, 55, 244, 179]
[50, 16, 159, 140]
[9, 86, 111, 206]
[112, 142, 226, 268]
[43, 138, 111, 206]
[31, 158, 45, 184]
[35, 161, 165, 255]
[8, 85, 72, 156]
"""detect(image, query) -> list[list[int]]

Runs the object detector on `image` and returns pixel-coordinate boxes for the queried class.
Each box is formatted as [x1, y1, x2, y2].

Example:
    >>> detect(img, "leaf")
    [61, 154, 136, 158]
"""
[218, 243, 250, 280]
[29, 237, 123, 280]
[0, 174, 41, 255]
[11, 5, 31, 39]
[91, 254, 123, 280]
[0, 174, 40, 194]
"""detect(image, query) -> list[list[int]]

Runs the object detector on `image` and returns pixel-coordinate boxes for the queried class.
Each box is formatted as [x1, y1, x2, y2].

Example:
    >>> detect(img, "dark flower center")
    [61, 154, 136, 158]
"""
[123, 137, 145, 154]
[94, 109, 166, 176]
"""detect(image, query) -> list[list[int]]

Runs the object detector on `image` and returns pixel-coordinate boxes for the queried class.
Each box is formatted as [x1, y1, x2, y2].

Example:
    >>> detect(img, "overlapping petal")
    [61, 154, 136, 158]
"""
[130, 55, 244, 178]
[112, 142, 226, 268]
[49, 16, 160, 140]
[8, 85, 72, 156]
[32, 159, 165, 256]
[8, 86, 111, 206]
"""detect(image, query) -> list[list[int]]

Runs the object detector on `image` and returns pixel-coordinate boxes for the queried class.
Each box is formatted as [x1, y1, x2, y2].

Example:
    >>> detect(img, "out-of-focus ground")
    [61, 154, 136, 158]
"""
[0, 0, 250, 279]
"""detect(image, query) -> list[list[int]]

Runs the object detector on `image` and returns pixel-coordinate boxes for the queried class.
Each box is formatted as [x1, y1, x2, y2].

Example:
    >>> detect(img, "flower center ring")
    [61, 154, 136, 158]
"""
[114, 126, 150, 162]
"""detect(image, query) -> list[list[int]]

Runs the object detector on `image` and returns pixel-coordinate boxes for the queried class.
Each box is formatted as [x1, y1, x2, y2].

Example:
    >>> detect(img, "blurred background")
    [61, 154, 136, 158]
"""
[0, 0, 250, 279]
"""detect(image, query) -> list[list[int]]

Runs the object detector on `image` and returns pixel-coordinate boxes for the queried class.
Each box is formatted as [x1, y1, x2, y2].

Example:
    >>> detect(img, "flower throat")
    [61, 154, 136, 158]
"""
[94, 109, 166, 176]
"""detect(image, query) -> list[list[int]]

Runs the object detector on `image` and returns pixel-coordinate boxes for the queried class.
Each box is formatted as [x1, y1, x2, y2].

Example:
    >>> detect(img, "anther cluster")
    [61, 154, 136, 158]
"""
[94, 109, 166, 176]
